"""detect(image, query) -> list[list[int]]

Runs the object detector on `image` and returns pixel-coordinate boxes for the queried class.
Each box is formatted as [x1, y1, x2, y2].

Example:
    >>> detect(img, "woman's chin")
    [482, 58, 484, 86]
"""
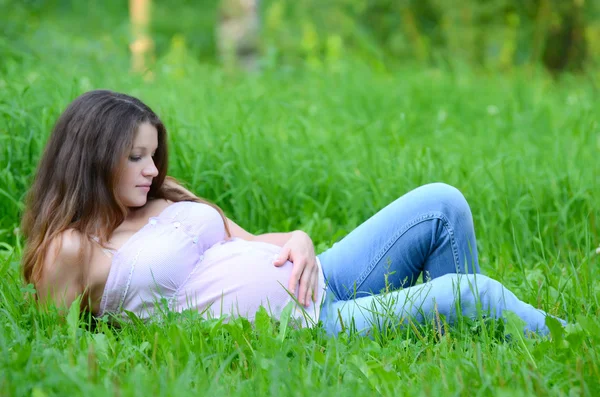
[124, 197, 148, 208]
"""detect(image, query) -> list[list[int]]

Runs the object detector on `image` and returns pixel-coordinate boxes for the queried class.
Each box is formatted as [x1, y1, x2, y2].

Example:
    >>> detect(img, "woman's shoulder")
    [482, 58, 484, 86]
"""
[43, 229, 89, 277]
[47, 229, 84, 261]
[37, 229, 85, 307]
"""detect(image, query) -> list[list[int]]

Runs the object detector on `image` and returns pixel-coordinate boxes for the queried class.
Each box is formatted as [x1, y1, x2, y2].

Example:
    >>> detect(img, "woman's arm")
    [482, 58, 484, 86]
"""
[163, 179, 297, 245]
[226, 217, 296, 246]
[162, 178, 295, 245]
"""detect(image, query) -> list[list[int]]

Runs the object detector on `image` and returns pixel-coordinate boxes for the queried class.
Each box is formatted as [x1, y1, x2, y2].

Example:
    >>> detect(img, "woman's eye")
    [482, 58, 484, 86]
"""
[129, 156, 142, 162]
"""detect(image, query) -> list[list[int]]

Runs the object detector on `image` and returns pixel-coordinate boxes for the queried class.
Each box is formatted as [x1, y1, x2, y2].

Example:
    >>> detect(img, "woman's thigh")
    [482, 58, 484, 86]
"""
[318, 183, 480, 301]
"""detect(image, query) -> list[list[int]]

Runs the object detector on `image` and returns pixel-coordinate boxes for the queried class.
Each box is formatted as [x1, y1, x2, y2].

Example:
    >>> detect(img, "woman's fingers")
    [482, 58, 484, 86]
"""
[302, 273, 312, 307]
[305, 270, 317, 306]
[275, 241, 319, 306]
[298, 259, 315, 307]
[288, 257, 305, 294]
[295, 260, 309, 304]
[273, 246, 291, 267]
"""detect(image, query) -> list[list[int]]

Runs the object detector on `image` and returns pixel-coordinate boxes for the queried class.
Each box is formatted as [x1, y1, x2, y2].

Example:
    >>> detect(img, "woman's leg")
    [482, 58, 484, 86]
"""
[319, 273, 566, 337]
[318, 183, 481, 301]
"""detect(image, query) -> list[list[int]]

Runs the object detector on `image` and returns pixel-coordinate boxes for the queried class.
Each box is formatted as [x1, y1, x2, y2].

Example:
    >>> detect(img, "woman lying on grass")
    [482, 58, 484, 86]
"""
[21, 90, 566, 337]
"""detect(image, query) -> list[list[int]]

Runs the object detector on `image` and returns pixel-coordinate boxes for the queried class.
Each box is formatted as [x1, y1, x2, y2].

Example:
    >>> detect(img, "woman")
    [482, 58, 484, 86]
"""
[21, 90, 565, 336]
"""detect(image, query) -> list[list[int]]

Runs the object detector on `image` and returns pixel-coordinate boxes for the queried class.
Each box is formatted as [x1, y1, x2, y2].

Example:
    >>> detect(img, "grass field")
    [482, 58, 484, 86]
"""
[1, 22, 600, 395]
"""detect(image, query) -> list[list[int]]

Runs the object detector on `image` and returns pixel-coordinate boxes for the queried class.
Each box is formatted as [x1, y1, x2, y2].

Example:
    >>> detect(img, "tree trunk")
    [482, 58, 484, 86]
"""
[217, 0, 261, 72]
[542, 0, 587, 74]
[129, 0, 155, 76]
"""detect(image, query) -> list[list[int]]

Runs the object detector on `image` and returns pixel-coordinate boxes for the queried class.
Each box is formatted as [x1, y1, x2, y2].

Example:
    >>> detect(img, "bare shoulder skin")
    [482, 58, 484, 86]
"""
[37, 229, 86, 312]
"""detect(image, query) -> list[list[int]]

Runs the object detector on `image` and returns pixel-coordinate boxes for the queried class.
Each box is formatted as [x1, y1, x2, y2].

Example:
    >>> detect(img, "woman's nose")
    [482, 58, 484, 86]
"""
[143, 159, 159, 177]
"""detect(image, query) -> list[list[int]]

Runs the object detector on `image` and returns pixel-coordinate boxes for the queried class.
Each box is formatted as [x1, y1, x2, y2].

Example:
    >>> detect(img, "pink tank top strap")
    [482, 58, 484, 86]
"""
[91, 236, 117, 258]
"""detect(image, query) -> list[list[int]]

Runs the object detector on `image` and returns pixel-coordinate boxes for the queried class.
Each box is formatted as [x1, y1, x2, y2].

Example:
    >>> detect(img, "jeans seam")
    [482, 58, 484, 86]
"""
[440, 212, 461, 275]
[341, 211, 462, 301]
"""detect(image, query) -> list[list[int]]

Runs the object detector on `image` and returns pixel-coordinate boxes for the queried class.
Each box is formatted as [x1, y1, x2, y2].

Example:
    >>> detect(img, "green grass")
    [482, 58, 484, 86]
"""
[1, 18, 600, 396]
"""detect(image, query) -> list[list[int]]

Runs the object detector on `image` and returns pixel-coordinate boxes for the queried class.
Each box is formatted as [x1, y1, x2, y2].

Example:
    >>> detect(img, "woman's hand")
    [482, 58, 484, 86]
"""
[273, 230, 319, 307]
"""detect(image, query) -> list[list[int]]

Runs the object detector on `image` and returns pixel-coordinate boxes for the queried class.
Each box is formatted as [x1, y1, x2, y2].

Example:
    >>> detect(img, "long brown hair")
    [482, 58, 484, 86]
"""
[21, 90, 230, 289]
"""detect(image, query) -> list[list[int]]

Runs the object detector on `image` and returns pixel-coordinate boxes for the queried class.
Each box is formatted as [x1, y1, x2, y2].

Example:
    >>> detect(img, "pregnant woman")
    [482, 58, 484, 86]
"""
[21, 90, 566, 337]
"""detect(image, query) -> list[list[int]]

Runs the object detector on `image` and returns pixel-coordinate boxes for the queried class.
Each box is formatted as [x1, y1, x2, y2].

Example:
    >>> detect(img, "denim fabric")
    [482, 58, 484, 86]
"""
[317, 183, 565, 336]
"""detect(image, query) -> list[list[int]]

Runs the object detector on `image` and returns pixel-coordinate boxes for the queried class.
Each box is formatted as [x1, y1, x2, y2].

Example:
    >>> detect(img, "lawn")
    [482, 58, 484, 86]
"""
[1, 17, 599, 396]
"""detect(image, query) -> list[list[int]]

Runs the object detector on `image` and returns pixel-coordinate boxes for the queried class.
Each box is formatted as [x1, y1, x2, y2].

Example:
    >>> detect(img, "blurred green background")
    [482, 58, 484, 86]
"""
[2, 0, 599, 75]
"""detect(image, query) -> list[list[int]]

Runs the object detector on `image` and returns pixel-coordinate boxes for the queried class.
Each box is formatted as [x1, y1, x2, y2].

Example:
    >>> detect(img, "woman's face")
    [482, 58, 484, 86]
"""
[116, 122, 159, 208]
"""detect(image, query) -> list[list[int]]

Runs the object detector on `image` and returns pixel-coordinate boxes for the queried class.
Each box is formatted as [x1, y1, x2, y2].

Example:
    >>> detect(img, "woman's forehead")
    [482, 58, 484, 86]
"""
[132, 123, 158, 148]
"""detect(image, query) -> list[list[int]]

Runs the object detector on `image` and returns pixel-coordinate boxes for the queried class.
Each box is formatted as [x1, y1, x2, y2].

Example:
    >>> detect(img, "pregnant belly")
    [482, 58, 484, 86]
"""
[175, 238, 325, 326]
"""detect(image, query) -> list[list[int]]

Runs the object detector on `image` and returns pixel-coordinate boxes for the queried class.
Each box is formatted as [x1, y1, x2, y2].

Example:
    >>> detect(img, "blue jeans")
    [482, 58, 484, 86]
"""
[317, 183, 565, 337]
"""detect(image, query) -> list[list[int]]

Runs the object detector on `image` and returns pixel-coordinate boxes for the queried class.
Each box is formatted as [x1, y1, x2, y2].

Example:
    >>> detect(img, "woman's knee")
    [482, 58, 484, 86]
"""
[428, 183, 471, 218]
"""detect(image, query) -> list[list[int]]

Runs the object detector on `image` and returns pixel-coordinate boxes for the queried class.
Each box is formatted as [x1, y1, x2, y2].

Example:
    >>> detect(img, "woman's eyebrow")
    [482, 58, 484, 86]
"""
[131, 146, 158, 151]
